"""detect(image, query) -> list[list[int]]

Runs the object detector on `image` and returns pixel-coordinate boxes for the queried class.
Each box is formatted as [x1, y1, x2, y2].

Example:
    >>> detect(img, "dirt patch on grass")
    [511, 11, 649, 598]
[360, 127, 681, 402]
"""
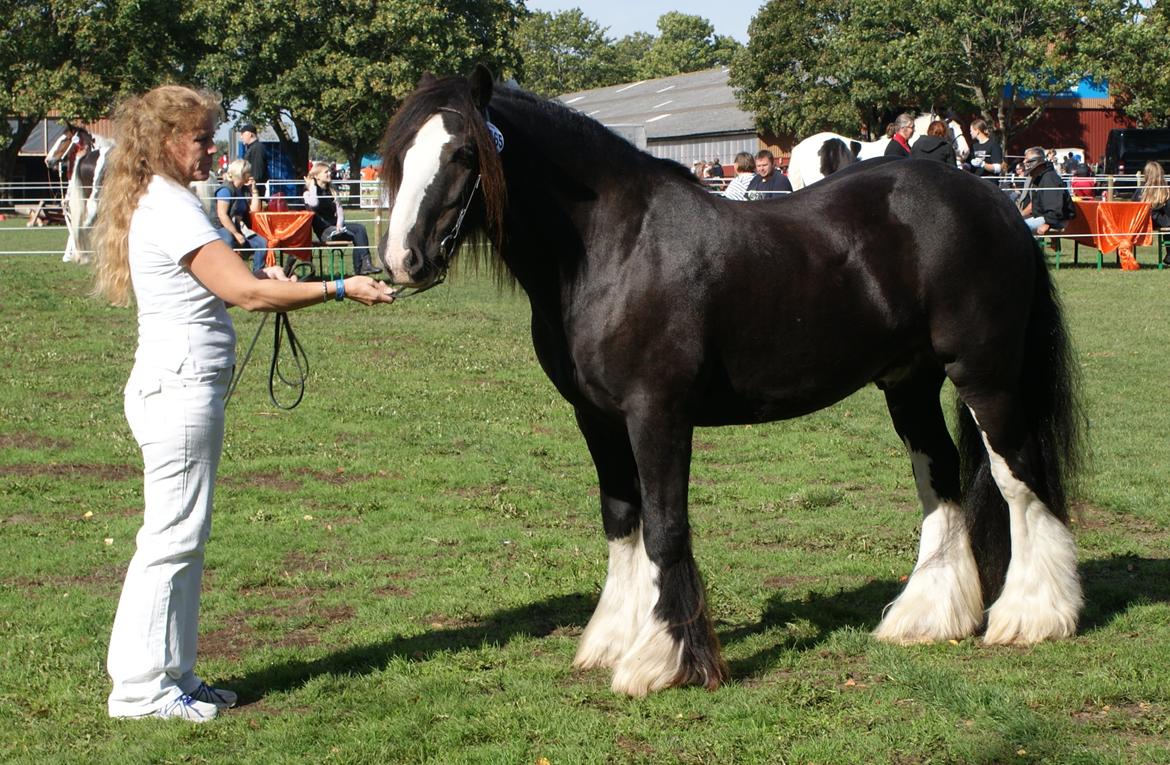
[1071, 501, 1169, 540]
[200, 598, 356, 661]
[220, 471, 303, 492]
[0, 431, 72, 451]
[0, 462, 137, 481]
[616, 735, 657, 758]
[422, 613, 483, 630]
[292, 466, 378, 485]
[6, 563, 124, 593]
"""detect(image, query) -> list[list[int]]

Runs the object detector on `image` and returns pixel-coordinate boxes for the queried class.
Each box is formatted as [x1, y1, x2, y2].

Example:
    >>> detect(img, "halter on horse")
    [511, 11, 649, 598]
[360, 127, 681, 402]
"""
[378, 67, 1083, 697]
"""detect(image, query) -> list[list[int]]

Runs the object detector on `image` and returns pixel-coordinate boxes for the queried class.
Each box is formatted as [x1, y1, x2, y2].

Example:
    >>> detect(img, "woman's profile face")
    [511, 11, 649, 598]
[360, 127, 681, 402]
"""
[170, 119, 217, 183]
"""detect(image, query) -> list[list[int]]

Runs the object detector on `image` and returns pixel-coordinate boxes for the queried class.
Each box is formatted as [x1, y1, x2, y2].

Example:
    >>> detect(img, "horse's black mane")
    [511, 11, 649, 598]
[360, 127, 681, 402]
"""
[491, 85, 702, 187]
[380, 73, 507, 249]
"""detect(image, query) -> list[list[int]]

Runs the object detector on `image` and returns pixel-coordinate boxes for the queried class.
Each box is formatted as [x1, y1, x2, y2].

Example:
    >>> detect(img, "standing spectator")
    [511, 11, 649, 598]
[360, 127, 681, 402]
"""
[746, 150, 793, 200]
[968, 119, 1004, 177]
[238, 122, 267, 199]
[910, 120, 957, 166]
[705, 159, 724, 179]
[721, 152, 756, 201]
[1019, 146, 1073, 235]
[213, 159, 267, 271]
[92, 84, 394, 723]
[303, 161, 377, 274]
[884, 114, 914, 157]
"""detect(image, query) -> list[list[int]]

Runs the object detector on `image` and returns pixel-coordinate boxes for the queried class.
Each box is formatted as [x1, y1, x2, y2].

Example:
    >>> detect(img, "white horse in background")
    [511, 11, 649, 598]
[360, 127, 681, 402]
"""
[787, 132, 889, 190]
[787, 113, 969, 191]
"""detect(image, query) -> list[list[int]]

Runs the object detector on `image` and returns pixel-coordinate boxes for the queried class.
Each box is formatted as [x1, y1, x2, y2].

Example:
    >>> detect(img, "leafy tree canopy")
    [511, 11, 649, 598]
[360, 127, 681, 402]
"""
[732, 0, 1091, 145]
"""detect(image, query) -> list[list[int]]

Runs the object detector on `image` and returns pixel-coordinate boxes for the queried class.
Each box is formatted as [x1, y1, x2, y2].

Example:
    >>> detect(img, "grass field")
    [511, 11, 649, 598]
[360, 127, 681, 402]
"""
[1, 220, 1168, 764]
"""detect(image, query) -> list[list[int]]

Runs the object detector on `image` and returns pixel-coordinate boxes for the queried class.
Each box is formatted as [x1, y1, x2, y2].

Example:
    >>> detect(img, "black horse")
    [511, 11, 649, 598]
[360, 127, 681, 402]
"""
[377, 67, 1083, 696]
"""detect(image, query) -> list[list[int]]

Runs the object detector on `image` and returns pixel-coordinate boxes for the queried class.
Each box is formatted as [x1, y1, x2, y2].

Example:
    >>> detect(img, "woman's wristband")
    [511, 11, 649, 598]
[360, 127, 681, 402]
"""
[334, 278, 345, 302]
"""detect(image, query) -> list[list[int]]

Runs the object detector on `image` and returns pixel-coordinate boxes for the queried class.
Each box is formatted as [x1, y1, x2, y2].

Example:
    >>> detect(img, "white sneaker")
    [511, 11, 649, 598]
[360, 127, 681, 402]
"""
[187, 681, 238, 709]
[152, 693, 219, 722]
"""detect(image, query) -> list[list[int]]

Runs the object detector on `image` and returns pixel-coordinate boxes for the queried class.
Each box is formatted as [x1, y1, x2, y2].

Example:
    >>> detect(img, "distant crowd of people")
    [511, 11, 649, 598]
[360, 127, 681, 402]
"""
[689, 113, 1170, 265]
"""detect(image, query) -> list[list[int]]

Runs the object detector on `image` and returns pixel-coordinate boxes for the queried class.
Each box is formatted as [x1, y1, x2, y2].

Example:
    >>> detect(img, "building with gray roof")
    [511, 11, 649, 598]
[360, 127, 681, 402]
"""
[555, 67, 785, 169]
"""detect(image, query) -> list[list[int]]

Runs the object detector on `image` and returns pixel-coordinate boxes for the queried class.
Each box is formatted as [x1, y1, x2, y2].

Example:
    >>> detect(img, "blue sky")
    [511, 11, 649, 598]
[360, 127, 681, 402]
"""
[524, 1, 764, 42]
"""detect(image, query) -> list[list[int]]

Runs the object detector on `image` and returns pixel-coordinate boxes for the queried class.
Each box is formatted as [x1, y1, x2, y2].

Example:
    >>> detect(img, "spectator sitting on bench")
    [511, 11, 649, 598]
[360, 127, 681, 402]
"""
[212, 159, 267, 271]
[303, 161, 377, 275]
[1018, 146, 1073, 236]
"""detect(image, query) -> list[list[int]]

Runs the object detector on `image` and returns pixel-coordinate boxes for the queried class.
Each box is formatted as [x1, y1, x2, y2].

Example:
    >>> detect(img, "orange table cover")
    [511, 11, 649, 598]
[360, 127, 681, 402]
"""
[1064, 200, 1151, 270]
[250, 211, 315, 267]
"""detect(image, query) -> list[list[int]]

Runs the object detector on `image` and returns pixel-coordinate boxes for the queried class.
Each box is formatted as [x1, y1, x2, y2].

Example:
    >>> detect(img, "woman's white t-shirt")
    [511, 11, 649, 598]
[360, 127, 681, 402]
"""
[129, 175, 235, 372]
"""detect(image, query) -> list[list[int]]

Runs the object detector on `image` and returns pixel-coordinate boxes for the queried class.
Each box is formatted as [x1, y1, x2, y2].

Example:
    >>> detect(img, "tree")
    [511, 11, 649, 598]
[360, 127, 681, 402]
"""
[515, 9, 624, 96]
[732, 0, 1088, 145]
[638, 12, 742, 79]
[1083, 0, 1170, 127]
[192, 0, 522, 176]
[729, 0, 861, 138]
[0, 0, 198, 184]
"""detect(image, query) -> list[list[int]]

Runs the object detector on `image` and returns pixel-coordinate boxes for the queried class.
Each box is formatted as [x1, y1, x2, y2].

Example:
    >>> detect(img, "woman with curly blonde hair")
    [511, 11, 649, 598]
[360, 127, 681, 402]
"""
[95, 85, 394, 722]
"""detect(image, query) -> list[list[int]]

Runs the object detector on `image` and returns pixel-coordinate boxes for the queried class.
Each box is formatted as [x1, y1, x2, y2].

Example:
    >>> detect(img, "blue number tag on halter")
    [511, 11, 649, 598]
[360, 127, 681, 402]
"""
[486, 120, 504, 153]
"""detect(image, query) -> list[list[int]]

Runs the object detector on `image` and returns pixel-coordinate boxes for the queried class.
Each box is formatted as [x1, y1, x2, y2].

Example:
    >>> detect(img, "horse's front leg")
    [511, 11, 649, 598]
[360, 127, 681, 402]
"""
[609, 410, 728, 697]
[571, 408, 650, 671]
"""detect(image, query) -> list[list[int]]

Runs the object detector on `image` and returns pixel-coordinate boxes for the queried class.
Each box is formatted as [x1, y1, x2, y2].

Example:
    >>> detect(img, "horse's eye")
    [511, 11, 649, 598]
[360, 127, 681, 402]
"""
[453, 145, 477, 166]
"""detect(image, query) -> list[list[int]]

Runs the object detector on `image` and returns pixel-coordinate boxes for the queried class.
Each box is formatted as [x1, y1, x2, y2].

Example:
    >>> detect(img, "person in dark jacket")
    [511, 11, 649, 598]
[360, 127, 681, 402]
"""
[884, 113, 914, 157]
[746, 150, 793, 199]
[238, 123, 267, 199]
[910, 120, 957, 166]
[1019, 147, 1073, 235]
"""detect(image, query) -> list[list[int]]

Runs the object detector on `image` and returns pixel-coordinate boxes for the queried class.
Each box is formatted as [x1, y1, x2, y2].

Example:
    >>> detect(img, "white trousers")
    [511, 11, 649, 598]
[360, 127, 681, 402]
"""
[107, 364, 230, 717]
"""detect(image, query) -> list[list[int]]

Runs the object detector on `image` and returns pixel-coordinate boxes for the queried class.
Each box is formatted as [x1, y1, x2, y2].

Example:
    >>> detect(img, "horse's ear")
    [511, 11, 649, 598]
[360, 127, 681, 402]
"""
[418, 72, 437, 88]
[470, 64, 494, 111]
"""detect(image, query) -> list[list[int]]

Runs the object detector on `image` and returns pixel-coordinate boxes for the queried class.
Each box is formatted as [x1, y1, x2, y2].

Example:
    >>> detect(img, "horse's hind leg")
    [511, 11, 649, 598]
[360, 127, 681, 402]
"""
[571, 408, 652, 672]
[874, 368, 983, 643]
[965, 395, 1081, 644]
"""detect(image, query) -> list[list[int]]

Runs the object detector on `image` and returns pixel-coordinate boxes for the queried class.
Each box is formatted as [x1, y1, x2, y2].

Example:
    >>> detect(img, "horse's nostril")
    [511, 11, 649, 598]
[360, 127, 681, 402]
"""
[404, 247, 422, 272]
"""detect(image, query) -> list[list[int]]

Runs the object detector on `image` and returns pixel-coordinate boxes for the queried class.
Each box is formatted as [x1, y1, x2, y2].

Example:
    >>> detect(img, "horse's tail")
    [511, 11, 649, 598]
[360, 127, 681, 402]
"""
[956, 244, 1084, 598]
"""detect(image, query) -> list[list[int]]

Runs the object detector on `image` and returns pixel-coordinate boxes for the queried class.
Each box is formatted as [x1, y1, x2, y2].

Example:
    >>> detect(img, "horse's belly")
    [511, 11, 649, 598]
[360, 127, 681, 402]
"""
[691, 367, 873, 426]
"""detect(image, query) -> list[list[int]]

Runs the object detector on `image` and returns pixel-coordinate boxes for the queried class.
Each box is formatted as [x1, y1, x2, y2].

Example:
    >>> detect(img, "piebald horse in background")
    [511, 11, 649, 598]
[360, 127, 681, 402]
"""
[377, 67, 1084, 697]
[46, 127, 114, 264]
[788, 113, 969, 190]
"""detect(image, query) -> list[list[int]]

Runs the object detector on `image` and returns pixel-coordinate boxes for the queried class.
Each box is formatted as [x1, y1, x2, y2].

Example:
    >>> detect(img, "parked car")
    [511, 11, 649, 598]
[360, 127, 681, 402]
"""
[1102, 128, 1170, 175]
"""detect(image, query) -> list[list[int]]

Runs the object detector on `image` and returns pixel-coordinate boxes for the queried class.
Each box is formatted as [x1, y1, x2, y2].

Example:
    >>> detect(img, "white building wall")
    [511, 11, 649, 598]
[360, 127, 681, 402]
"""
[648, 134, 760, 167]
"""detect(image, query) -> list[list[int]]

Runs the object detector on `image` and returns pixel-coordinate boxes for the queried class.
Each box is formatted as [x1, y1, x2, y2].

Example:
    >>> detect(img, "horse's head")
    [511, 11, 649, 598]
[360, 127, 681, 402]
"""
[378, 65, 505, 288]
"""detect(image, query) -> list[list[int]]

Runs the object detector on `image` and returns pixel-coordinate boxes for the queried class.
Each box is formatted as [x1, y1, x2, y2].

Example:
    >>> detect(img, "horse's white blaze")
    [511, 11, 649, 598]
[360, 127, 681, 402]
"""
[972, 411, 1082, 644]
[385, 114, 453, 284]
[875, 449, 982, 643]
[574, 526, 660, 671]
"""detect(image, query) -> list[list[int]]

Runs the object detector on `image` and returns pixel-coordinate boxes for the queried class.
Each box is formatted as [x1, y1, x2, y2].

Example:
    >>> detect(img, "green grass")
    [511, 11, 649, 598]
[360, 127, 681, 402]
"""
[1, 221, 1168, 764]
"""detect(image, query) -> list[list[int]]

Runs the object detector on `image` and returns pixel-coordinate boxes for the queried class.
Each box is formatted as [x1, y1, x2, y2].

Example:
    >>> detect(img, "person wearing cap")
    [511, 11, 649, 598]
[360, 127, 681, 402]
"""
[238, 122, 267, 199]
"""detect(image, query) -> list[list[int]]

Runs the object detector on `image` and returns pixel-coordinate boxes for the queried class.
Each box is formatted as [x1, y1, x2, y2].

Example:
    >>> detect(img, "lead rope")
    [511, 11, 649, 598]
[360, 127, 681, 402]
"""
[225, 260, 310, 410]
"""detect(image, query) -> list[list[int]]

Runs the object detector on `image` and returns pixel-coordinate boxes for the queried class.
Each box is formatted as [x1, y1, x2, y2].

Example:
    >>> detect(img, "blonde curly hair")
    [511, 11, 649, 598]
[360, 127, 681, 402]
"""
[92, 85, 222, 306]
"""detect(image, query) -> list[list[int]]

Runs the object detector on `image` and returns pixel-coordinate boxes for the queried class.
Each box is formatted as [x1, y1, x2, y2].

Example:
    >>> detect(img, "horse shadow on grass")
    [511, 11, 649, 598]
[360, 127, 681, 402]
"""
[229, 555, 1169, 703]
